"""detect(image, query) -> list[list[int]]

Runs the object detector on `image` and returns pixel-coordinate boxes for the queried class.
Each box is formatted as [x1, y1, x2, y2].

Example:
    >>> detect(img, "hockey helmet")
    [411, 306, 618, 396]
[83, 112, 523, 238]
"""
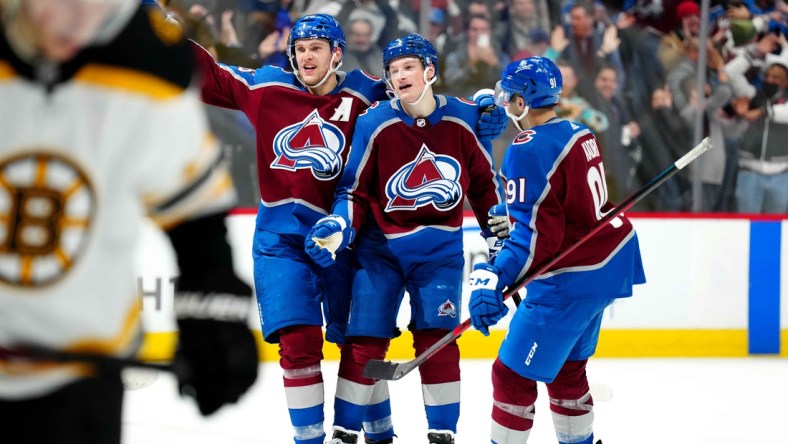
[495, 56, 562, 109]
[383, 34, 438, 80]
[288, 14, 346, 66]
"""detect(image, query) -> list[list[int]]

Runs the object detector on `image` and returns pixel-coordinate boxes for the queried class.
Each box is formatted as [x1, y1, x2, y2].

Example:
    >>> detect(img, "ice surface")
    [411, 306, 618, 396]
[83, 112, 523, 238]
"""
[123, 358, 788, 443]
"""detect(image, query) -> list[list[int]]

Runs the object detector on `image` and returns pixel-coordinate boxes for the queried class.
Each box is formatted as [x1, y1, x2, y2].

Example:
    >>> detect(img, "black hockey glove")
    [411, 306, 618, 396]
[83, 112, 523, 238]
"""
[174, 287, 258, 416]
[168, 213, 259, 416]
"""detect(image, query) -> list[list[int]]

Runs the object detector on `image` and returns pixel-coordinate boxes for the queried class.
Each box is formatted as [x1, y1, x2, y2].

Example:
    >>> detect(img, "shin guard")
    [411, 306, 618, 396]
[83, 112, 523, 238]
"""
[546, 360, 594, 444]
[490, 357, 537, 444]
[413, 329, 461, 433]
[279, 325, 326, 444]
[334, 337, 390, 436]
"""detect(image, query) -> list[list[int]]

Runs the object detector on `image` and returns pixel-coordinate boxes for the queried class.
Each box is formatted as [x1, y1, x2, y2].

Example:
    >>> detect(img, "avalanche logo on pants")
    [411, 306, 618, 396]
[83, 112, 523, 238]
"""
[385, 144, 461, 211]
[272, 110, 345, 180]
[438, 299, 457, 318]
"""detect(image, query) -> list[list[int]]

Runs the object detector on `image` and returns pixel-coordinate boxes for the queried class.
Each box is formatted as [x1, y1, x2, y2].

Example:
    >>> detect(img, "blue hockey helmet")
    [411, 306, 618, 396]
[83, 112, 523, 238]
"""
[288, 14, 346, 63]
[495, 56, 562, 109]
[383, 34, 438, 80]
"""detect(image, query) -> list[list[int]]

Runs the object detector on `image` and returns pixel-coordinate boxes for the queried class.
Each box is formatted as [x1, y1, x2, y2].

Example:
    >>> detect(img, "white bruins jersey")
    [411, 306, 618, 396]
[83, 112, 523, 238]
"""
[0, 8, 234, 399]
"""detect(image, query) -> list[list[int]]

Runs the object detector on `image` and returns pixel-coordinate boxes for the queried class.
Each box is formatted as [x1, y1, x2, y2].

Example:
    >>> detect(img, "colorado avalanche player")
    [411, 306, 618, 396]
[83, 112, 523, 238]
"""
[192, 15, 507, 444]
[467, 56, 646, 444]
[305, 34, 502, 444]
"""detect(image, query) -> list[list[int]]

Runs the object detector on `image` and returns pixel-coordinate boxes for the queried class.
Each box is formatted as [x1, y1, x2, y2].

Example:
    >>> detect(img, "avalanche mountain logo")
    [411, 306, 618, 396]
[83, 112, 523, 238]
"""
[385, 144, 462, 211]
[271, 110, 345, 180]
[438, 299, 457, 318]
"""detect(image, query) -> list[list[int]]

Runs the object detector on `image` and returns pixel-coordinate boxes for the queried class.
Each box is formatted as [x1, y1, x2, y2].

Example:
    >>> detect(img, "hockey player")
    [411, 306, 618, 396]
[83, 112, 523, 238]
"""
[192, 14, 508, 444]
[0, 1, 258, 443]
[467, 56, 646, 444]
[305, 34, 503, 444]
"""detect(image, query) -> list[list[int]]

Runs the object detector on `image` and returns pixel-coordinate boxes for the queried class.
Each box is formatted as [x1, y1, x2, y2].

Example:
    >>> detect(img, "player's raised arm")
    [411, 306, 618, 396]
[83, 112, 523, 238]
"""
[190, 39, 255, 111]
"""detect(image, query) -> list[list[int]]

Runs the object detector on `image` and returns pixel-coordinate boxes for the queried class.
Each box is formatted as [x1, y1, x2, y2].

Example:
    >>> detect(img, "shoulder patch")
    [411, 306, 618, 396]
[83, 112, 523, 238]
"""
[513, 130, 536, 145]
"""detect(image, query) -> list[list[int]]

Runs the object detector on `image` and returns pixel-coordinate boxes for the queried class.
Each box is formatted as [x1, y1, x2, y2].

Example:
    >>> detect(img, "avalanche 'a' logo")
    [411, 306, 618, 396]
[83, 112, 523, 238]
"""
[271, 110, 345, 180]
[438, 300, 457, 318]
[385, 144, 462, 211]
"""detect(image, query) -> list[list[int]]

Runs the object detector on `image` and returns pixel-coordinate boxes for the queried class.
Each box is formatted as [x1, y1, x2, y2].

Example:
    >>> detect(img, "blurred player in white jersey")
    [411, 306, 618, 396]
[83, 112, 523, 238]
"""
[305, 34, 506, 444]
[467, 56, 646, 444]
[0, 0, 259, 442]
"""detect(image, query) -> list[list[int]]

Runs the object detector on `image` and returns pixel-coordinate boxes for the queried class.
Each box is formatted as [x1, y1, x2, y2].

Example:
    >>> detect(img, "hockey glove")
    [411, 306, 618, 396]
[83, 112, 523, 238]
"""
[305, 214, 355, 267]
[174, 279, 259, 416]
[487, 202, 510, 239]
[468, 263, 508, 336]
[473, 89, 508, 141]
[168, 214, 259, 417]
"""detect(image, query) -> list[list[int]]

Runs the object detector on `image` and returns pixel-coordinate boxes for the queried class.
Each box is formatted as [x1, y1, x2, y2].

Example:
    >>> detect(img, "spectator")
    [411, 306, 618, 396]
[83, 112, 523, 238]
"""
[614, 10, 664, 112]
[342, 17, 384, 73]
[428, 7, 453, 54]
[593, 64, 641, 202]
[331, 0, 403, 49]
[440, 14, 506, 97]
[658, 0, 702, 73]
[726, 42, 788, 213]
[545, 0, 626, 101]
[555, 60, 609, 134]
[236, 0, 280, 57]
[676, 40, 737, 212]
[496, 0, 551, 58]
[257, 7, 293, 69]
[636, 86, 694, 211]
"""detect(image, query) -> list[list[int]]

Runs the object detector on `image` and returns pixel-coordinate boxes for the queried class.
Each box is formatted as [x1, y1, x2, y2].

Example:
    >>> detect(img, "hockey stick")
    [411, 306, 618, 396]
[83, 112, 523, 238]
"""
[0, 346, 179, 390]
[364, 137, 713, 381]
[0, 346, 176, 373]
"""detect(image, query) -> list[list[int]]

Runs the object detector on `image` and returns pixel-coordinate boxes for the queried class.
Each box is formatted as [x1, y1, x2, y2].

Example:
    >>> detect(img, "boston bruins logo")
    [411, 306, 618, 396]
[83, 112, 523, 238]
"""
[0, 152, 96, 288]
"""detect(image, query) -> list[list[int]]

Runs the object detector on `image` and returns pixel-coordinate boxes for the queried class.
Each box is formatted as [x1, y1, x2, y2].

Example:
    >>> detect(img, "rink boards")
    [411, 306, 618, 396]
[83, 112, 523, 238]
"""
[135, 212, 787, 360]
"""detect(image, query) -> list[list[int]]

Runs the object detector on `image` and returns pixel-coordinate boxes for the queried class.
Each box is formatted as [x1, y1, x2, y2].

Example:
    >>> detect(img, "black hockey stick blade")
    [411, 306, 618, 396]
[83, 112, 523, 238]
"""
[364, 322, 468, 380]
[363, 138, 713, 382]
[363, 358, 412, 381]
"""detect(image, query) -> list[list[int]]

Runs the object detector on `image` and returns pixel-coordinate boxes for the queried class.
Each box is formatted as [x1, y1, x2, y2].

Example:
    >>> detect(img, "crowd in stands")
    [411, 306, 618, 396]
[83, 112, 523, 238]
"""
[159, 0, 788, 214]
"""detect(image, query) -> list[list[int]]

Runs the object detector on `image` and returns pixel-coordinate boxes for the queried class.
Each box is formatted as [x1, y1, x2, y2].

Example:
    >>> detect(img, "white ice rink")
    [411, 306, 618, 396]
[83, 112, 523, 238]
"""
[123, 357, 788, 444]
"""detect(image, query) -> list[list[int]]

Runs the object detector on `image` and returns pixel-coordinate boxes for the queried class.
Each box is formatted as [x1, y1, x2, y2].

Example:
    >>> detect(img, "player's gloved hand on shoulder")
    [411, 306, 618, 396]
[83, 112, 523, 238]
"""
[305, 214, 355, 267]
[173, 276, 259, 416]
[473, 89, 508, 141]
[468, 263, 508, 336]
[487, 202, 510, 239]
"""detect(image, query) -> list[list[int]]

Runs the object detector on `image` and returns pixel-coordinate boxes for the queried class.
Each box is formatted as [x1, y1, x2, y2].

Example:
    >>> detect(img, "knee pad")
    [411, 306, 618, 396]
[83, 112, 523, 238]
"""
[546, 360, 593, 413]
[492, 358, 537, 407]
[413, 329, 459, 384]
[278, 325, 324, 371]
[491, 358, 537, 434]
[338, 336, 390, 383]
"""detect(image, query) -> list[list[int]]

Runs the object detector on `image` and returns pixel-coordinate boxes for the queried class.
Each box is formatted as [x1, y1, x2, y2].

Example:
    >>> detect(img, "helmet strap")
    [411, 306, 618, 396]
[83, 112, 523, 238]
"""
[387, 63, 436, 107]
[293, 46, 342, 94]
[506, 105, 529, 131]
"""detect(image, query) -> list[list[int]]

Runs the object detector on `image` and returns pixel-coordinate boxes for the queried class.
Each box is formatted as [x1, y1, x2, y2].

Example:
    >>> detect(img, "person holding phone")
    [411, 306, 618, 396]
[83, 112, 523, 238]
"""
[440, 14, 507, 98]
